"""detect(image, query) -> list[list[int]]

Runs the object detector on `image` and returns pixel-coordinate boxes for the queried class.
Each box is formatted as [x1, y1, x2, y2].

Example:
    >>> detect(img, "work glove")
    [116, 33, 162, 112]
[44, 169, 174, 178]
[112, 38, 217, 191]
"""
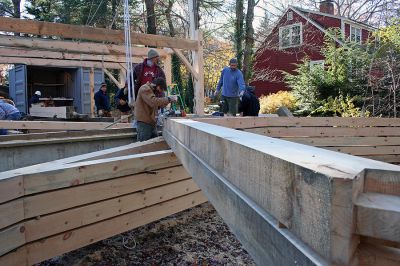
[169, 95, 178, 102]
[239, 90, 245, 101]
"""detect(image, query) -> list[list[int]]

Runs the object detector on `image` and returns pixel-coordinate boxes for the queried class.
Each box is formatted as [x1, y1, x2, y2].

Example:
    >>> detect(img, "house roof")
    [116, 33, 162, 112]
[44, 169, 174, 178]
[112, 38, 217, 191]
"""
[288, 6, 343, 45]
[291, 6, 377, 31]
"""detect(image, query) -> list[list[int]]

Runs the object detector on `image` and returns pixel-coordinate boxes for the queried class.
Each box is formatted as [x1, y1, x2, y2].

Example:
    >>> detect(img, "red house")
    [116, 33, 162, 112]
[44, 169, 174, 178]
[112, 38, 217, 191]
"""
[251, 0, 375, 96]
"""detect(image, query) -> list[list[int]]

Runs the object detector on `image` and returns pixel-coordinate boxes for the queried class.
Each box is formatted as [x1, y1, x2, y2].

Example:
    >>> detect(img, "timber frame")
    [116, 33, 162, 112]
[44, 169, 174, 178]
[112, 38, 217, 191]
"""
[0, 16, 205, 114]
[1, 116, 400, 265]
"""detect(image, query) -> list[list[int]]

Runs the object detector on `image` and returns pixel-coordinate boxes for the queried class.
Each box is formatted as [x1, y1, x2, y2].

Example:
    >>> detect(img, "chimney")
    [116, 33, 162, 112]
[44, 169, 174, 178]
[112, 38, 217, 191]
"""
[320, 0, 334, 15]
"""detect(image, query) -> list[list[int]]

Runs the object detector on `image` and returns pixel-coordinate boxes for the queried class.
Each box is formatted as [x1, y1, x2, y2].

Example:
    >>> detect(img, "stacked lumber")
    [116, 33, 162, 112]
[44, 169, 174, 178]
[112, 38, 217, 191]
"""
[164, 118, 400, 266]
[0, 138, 206, 265]
[0, 128, 136, 171]
[196, 117, 400, 164]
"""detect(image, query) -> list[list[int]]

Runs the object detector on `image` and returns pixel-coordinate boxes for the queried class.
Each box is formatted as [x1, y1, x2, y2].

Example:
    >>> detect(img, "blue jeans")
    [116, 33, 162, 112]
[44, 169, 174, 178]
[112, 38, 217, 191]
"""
[0, 112, 22, 135]
[137, 121, 158, 142]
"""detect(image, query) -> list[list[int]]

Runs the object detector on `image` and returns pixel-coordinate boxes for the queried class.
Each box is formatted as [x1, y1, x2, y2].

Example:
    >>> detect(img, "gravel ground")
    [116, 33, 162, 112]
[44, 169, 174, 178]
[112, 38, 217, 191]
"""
[39, 203, 256, 266]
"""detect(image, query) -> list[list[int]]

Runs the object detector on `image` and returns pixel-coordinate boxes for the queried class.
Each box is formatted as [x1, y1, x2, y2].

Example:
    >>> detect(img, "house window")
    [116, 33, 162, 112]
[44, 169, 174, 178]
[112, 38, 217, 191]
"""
[279, 23, 302, 49]
[287, 11, 293, 21]
[350, 26, 362, 43]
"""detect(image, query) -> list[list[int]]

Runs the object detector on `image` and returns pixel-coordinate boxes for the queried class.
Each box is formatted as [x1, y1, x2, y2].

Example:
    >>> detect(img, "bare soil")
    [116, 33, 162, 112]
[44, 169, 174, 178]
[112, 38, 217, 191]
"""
[38, 203, 256, 266]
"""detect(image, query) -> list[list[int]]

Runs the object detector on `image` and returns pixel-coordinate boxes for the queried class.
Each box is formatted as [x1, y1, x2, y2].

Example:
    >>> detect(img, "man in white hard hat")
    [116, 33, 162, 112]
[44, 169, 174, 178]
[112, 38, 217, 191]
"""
[29, 90, 41, 108]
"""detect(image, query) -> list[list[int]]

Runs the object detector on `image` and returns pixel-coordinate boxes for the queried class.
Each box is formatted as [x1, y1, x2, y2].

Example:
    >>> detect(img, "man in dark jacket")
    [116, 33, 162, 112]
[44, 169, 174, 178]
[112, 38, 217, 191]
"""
[239, 86, 260, 116]
[115, 83, 131, 115]
[94, 83, 111, 117]
[132, 49, 166, 99]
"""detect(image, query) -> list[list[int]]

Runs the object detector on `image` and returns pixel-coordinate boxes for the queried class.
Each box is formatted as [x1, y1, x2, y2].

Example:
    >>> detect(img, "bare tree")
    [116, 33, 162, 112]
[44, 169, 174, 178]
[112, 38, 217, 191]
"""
[144, 0, 156, 34]
[242, 0, 260, 82]
[235, 0, 245, 69]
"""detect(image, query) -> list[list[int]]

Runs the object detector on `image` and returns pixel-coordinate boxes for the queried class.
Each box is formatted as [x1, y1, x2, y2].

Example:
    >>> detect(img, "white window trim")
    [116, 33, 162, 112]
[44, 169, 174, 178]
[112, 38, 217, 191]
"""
[279, 22, 303, 49]
[287, 11, 293, 21]
[350, 25, 362, 44]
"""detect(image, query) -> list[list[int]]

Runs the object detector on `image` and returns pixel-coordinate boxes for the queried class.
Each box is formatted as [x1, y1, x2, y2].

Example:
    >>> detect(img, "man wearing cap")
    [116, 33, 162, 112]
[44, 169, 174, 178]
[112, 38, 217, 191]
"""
[94, 83, 111, 117]
[215, 58, 246, 116]
[134, 77, 177, 141]
[132, 49, 166, 99]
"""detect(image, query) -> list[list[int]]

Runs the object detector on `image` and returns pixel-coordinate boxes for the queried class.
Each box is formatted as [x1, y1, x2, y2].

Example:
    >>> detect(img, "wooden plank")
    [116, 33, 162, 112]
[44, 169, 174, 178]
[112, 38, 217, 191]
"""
[163, 118, 400, 265]
[22, 151, 179, 196]
[29, 106, 75, 119]
[193, 30, 205, 115]
[364, 170, 400, 197]
[196, 117, 400, 129]
[324, 146, 400, 156]
[0, 150, 179, 203]
[363, 155, 400, 164]
[0, 47, 127, 63]
[0, 224, 25, 256]
[281, 136, 400, 147]
[355, 193, 400, 243]
[0, 176, 24, 206]
[0, 17, 198, 50]
[0, 35, 169, 56]
[22, 191, 206, 265]
[0, 246, 27, 266]
[171, 48, 199, 80]
[25, 179, 199, 242]
[245, 126, 400, 137]
[104, 69, 124, 89]
[0, 56, 124, 69]
[0, 121, 130, 130]
[90, 68, 95, 116]
[164, 54, 172, 85]
[23, 166, 189, 218]
[0, 199, 24, 229]
[358, 243, 400, 266]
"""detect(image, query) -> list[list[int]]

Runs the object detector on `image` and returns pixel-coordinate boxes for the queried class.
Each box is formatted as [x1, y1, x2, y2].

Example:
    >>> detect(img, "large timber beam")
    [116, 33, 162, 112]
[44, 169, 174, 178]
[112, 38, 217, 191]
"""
[0, 121, 131, 130]
[0, 35, 169, 56]
[163, 118, 400, 265]
[0, 17, 198, 50]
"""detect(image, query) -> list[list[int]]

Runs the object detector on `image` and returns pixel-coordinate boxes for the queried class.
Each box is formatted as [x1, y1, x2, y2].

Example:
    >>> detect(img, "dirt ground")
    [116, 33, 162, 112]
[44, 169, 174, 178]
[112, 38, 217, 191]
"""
[39, 203, 256, 266]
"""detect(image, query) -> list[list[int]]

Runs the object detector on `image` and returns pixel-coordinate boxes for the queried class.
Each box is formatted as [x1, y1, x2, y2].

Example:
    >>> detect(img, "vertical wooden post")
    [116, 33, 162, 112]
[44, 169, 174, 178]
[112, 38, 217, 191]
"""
[164, 54, 172, 85]
[119, 68, 126, 85]
[188, 0, 204, 115]
[194, 30, 204, 115]
[89, 67, 95, 116]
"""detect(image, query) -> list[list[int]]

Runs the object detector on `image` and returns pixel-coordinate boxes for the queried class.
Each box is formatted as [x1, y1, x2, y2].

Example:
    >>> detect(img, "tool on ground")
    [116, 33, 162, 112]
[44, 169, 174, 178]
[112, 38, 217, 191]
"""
[104, 113, 133, 129]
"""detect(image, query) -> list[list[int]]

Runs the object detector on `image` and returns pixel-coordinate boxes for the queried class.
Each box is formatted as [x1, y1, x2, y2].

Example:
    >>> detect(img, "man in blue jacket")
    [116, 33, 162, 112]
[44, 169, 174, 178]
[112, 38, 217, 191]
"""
[215, 58, 246, 116]
[0, 99, 22, 135]
[94, 83, 111, 117]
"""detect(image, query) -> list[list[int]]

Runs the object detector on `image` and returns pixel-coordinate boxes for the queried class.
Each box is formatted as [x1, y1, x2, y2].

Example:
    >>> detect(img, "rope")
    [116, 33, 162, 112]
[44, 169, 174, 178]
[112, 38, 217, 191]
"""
[123, 0, 135, 103]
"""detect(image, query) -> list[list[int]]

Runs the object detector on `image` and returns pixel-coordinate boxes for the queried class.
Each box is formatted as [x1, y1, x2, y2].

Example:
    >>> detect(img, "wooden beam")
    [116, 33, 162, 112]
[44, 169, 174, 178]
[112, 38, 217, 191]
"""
[104, 69, 124, 89]
[0, 191, 207, 265]
[195, 117, 400, 129]
[193, 30, 205, 115]
[163, 118, 400, 265]
[0, 47, 128, 63]
[171, 48, 198, 80]
[0, 57, 124, 69]
[0, 121, 130, 130]
[0, 35, 169, 57]
[90, 68, 95, 116]
[355, 193, 400, 243]
[0, 17, 198, 50]
[245, 126, 400, 138]
[164, 54, 172, 85]
[25, 179, 199, 242]
[0, 150, 179, 203]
